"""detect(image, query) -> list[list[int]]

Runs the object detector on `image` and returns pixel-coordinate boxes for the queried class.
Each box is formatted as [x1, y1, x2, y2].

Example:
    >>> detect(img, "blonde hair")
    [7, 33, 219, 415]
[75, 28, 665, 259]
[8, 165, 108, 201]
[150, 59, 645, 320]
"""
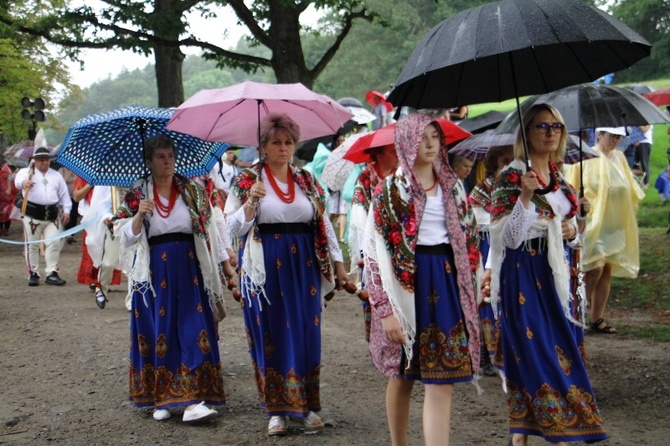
[514, 103, 567, 164]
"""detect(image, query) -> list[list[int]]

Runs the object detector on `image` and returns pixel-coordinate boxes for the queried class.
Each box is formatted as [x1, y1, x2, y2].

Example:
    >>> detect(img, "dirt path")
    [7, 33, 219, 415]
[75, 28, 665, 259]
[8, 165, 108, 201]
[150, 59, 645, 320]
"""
[1, 225, 668, 445]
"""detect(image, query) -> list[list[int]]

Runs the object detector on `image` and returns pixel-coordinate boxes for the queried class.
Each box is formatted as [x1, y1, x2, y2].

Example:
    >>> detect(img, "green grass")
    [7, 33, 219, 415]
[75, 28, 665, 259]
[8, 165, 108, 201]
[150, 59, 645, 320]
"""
[610, 228, 670, 311]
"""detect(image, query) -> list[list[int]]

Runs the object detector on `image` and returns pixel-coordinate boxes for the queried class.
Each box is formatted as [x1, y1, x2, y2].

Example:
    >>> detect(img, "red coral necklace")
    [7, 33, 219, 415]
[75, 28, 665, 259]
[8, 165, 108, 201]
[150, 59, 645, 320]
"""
[533, 162, 560, 193]
[153, 182, 178, 218]
[424, 170, 438, 192]
[264, 164, 295, 203]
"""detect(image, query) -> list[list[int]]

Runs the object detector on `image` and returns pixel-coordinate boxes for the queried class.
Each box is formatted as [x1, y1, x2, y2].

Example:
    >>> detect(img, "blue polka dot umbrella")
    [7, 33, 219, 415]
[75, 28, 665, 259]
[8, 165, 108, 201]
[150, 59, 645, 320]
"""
[56, 105, 230, 186]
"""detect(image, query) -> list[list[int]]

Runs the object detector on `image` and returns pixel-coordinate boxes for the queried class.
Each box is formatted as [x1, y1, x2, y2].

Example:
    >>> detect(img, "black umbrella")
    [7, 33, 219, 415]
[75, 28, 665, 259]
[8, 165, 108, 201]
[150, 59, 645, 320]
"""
[458, 110, 510, 134]
[495, 84, 670, 134]
[387, 0, 651, 192]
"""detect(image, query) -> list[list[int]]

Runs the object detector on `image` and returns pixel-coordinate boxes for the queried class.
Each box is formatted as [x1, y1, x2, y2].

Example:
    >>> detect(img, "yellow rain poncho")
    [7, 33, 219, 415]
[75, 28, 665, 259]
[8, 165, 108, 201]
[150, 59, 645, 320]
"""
[566, 149, 644, 278]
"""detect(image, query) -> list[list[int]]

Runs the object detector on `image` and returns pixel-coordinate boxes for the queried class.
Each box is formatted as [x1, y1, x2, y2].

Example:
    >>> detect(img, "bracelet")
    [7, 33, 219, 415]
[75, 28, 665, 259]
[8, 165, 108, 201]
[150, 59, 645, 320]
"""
[576, 214, 587, 221]
[246, 200, 257, 208]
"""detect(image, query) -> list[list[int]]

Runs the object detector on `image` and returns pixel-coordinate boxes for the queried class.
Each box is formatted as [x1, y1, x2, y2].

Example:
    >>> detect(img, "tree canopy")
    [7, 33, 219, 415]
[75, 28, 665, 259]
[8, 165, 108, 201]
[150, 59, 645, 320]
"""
[0, 2, 75, 145]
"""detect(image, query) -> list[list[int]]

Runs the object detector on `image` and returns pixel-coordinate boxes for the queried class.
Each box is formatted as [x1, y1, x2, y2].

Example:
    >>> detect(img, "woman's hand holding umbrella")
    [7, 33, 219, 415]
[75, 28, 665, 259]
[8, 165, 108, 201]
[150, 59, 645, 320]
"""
[243, 181, 266, 221]
[520, 171, 541, 208]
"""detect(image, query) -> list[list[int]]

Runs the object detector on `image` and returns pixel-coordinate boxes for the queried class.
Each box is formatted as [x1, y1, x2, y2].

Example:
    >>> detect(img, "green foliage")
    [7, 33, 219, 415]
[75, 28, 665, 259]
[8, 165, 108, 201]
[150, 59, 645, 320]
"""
[311, 0, 491, 103]
[0, 1, 74, 144]
[602, 0, 670, 83]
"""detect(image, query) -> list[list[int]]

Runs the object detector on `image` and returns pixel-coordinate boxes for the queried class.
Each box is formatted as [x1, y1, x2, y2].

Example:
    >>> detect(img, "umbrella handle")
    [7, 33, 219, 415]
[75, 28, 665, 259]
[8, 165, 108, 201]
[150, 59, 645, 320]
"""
[534, 171, 556, 195]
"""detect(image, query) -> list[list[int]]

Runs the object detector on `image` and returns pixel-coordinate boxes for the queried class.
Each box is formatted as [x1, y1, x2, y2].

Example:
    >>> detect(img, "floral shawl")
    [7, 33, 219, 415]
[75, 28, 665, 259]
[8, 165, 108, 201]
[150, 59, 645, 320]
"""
[365, 113, 481, 372]
[469, 175, 494, 214]
[228, 163, 334, 305]
[489, 159, 579, 323]
[349, 164, 390, 269]
[112, 174, 224, 310]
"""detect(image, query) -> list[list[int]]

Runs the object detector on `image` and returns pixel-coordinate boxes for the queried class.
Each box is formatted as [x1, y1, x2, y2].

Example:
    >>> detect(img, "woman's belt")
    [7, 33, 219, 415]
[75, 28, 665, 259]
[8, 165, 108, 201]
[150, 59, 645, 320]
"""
[257, 223, 312, 234]
[24, 201, 59, 222]
[416, 243, 453, 256]
[148, 232, 193, 246]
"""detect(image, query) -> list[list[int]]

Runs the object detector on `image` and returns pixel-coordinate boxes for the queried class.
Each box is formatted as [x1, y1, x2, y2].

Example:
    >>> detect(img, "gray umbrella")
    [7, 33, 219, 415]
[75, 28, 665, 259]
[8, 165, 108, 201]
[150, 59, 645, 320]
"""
[496, 83, 670, 134]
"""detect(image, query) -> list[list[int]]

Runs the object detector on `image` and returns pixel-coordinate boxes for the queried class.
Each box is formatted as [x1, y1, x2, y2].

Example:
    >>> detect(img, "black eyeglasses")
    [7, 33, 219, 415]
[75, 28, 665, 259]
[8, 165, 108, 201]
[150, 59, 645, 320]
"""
[530, 122, 565, 134]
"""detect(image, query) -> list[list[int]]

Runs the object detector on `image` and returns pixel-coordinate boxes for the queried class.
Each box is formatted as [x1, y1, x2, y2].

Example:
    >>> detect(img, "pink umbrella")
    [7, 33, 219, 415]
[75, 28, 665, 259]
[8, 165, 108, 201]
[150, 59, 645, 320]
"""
[166, 81, 353, 146]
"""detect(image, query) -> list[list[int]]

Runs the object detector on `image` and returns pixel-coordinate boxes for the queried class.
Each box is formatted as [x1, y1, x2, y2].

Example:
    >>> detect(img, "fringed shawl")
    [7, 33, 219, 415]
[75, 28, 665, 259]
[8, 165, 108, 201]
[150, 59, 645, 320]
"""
[469, 175, 494, 213]
[489, 159, 579, 324]
[228, 163, 335, 307]
[366, 113, 481, 372]
[112, 174, 224, 311]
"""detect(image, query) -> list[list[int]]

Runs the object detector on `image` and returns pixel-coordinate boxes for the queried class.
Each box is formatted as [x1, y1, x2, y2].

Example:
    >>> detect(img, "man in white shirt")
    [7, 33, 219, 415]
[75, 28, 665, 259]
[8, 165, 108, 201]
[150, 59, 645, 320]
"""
[15, 147, 71, 286]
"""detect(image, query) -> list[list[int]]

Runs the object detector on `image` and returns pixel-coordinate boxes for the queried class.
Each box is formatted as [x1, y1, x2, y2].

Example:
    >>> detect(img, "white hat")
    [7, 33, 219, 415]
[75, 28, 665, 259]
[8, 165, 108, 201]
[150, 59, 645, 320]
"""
[595, 127, 626, 136]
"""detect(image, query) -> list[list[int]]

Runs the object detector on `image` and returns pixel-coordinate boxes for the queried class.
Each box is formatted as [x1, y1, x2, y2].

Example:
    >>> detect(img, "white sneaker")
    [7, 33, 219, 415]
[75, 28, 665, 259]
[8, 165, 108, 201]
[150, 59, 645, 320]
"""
[153, 409, 171, 421]
[182, 402, 217, 422]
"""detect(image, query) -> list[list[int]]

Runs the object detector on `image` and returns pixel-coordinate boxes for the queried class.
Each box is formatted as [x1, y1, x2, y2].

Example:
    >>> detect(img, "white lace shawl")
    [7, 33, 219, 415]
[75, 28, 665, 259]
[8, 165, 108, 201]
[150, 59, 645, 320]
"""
[489, 160, 577, 326]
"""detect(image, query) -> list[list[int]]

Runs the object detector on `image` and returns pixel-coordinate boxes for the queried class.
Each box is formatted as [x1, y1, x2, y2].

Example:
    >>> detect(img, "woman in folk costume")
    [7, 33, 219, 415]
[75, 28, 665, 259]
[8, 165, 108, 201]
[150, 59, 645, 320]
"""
[469, 144, 514, 378]
[489, 104, 607, 445]
[73, 179, 123, 308]
[225, 113, 348, 436]
[113, 134, 225, 423]
[349, 144, 398, 342]
[364, 113, 481, 446]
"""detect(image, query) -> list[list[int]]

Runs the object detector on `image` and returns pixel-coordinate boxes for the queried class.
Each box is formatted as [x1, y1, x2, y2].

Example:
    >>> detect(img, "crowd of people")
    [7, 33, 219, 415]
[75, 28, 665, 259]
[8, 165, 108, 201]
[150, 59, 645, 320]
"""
[0, 90, 661, 445]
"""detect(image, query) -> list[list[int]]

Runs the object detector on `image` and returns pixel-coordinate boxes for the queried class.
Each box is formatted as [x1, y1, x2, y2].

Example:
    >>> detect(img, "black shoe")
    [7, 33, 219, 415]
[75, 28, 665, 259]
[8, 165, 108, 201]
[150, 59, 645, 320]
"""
[89, 284, 97, 292]
[28, 273, 39, 287]
[95, 288, 108, 309]
[45, 272, 66, 286]
[66, 236, 76, 245]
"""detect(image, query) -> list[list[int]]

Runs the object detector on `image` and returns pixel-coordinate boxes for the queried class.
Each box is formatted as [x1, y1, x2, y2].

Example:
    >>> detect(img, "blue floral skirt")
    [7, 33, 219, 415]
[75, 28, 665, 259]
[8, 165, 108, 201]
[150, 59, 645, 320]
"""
[240, 225, 322, 417]
[500, 240, 607, 443]
[129, 235, 225, 409]
[403, 244, 473, 384]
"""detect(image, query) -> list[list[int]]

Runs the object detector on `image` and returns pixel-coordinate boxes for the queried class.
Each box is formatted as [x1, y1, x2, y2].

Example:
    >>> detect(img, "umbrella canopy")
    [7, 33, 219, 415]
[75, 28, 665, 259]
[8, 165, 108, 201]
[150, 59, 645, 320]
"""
[458, 110, 511, 134]
[57, 105, 229, 187]
[4, 141, 54, 168]
[321, 133, 368, 191]
[449, 131, 594, 164]
[166, 81, 353, 146]
[344, 124, 396, 164]
[387, 0, 651, 110]
[338, 97, 364, 108]
[365, 90, 393, 112]
[564, 135, 599, 164]
[4, 129, 56, 168]
[345, 118, 470, 164]
[644, 88, 670, 107]
[495, 83, 670, 134]
[624, 84, 654, 95]
[448, 130, 516, 162]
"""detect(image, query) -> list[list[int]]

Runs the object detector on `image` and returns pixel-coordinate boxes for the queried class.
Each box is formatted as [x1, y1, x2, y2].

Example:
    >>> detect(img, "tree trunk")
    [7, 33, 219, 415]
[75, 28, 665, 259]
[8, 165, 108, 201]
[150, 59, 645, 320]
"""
[268, 1, 312, 87]
[154, 43, 185, 107]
